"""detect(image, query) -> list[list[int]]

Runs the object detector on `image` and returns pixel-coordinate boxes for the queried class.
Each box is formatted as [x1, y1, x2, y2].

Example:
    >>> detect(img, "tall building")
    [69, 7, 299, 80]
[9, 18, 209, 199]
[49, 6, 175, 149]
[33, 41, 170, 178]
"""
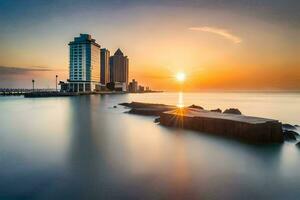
[109, 48, 129, 87]
[100, 48, 110, 85]
[68, 34, 101, 92]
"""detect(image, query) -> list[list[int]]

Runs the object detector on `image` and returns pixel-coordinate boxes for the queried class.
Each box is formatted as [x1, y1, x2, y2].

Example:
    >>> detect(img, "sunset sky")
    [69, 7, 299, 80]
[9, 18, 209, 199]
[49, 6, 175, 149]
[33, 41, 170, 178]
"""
[0, 0, 299, 91]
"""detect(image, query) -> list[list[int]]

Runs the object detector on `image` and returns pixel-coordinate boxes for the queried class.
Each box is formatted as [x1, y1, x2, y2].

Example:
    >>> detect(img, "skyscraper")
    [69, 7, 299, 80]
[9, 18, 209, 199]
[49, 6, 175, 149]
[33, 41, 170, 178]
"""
[68, 34, 101, 92]
[109, 48, 129, 88]
[100, 48, 110, 85]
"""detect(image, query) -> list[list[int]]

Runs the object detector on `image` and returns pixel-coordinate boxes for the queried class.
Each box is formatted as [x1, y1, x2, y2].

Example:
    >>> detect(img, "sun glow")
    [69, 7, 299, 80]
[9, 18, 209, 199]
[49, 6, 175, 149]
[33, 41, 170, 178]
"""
[176, 72, 186, 82]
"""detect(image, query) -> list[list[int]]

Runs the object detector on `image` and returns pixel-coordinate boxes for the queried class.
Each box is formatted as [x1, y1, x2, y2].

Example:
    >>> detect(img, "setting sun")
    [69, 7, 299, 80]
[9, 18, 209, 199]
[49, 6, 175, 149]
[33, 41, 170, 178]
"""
[176, 72, 186, 82]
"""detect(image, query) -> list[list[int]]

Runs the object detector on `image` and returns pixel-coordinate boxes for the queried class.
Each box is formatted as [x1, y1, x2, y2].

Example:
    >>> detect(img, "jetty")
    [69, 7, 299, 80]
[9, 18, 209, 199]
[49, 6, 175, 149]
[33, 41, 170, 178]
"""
[24, 91, 79, 98]
[161, 108, 283, 143]
[121, 102, 284, 143]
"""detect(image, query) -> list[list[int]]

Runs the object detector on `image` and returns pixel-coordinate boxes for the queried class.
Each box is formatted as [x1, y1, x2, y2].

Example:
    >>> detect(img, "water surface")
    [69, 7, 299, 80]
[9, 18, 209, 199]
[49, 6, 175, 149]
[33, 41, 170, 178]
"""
[0, 92, 299, 199]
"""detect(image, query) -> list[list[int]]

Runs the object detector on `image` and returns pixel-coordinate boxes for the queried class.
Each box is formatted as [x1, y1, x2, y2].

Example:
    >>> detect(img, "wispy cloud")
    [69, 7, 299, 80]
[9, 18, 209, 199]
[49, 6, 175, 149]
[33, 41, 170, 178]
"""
[189, 26, 242, 44]
[0, 66, 53, 75]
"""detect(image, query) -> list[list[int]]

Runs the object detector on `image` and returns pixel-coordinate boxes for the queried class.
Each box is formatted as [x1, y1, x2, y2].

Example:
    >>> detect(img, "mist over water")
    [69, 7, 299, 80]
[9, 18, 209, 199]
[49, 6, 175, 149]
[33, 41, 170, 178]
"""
[0, 92, 299, 199]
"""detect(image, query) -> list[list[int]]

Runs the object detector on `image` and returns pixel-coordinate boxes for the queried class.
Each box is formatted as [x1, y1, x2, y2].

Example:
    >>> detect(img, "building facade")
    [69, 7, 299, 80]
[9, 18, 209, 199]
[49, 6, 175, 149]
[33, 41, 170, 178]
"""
[100, 48, 110, 85]
[128, 79, 138, 92]
[69, 34, 101, 92]
[109, 49, 129, 88]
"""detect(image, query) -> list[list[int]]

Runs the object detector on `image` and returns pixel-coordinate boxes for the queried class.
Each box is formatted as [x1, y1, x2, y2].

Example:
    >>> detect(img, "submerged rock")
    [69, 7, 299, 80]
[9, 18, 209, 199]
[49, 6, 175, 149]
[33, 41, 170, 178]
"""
[188, 104, 204, 110]
[120, 102, 177, 116]
[119, 102, 175, 109]
[223, 108, 242, 115]
[282, 123, 296, 130]
[210, 108, 222, 113]
[154, 117, 160, 123]
[296, 142, 300, 147]
[113, 105, 117, 108]
[283, 131, 297, 141]
[284, 130, 299, 136]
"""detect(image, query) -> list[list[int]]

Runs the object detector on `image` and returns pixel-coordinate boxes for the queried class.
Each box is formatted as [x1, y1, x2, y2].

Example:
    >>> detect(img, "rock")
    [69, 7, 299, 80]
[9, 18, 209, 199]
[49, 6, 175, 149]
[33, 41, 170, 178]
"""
[223, 108, 242, 115]
[188, 104, 204, 110]
[210, 108, 222, 113]
[283, 130, 297, 141]
[154, 117, 160, 123]
[120, 102, 177, 116]
[295, 125, 299, 127]
[119, 102, 131, 107]
[284, 130, 299, 136]
[119, 102, 176, 109]
[128, 108, 171, 116]
[296, 142, 300, 147]
[282, 123, 296, 130]
[113, 105, 117, 108]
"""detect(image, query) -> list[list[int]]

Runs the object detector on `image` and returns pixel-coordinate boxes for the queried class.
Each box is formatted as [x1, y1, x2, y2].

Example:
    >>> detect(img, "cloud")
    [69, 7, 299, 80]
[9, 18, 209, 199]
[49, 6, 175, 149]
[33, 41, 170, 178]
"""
[189, 26, 242, 44]
[0, 66, 53, 75]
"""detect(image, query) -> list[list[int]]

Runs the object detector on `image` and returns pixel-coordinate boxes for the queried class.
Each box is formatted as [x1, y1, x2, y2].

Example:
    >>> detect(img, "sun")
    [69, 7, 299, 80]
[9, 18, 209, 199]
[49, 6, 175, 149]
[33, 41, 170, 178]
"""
[176, 72, 186, 82]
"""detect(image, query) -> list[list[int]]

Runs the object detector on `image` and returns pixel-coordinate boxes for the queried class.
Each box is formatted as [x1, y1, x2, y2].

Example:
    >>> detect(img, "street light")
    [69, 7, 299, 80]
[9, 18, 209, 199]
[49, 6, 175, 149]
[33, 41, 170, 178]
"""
[56, 75, 58, 92]
[32, 79, 35, 92]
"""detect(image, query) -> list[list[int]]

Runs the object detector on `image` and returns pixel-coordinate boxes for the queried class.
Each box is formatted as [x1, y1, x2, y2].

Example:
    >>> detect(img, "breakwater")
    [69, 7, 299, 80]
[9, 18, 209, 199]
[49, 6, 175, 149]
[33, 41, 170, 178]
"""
[121, 102, 284, 143]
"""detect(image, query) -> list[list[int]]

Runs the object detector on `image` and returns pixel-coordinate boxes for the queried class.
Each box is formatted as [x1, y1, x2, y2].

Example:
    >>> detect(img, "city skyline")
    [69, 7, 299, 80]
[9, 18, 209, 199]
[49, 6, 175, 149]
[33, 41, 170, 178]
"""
[0, 0, 299, 91]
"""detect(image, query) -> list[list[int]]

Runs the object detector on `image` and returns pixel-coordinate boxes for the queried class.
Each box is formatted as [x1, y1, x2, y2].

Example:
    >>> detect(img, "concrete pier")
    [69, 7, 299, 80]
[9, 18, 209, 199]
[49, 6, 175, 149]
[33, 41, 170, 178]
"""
[160, 108, 284, 143]
[24, 92, 79, 98]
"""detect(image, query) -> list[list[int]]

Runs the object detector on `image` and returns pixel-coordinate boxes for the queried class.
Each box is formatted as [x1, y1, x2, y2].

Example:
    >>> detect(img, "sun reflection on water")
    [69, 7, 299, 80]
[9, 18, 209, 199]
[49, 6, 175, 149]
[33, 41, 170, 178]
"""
[177, 92, 184, 108]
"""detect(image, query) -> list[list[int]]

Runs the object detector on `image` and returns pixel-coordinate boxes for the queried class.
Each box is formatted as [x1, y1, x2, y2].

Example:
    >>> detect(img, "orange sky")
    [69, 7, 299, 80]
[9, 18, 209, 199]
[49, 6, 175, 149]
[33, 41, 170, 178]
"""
[0, 3, 299, 90]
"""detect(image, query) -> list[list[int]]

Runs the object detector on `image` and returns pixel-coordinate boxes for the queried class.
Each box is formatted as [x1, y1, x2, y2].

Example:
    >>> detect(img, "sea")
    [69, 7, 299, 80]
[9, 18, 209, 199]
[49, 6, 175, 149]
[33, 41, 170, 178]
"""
[0, 92, 299, 200]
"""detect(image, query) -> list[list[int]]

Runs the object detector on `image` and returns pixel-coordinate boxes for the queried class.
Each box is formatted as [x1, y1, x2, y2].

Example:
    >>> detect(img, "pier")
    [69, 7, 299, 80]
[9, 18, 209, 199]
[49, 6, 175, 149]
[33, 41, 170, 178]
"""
[160, 108, 284, 143]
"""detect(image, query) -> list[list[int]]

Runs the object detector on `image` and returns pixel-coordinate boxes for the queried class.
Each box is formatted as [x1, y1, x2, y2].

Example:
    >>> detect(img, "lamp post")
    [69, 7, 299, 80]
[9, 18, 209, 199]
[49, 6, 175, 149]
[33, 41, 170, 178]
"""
[32, 79, 35, 92]
[56, 75, 58, 92]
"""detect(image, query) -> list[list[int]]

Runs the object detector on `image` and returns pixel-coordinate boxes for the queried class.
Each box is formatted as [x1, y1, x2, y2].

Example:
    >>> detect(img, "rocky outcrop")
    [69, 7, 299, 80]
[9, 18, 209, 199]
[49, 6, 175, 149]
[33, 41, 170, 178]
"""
[284, 130, 299, 136]
[282, 123, 296, 130]
[188, 104, 204, 110]
[283, 130, 297, 141]
[223, 108, 242, 115]
[154, 117, 160, 123]
[296, 142, 300, 147]
[120, 102, 176, 116]
[210, 108, 222, 113]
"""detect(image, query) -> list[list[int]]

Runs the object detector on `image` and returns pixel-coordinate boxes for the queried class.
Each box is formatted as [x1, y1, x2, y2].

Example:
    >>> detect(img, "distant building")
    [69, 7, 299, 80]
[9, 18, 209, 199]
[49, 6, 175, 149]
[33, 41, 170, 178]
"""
[114, 82, 127, 92]
[128, 79, 138, 92]
[100, 48, 110, 85]
[146, 86, 150, 91]
[139, 85, 145, 92]
[109, 49, 129, 89]
[68, 34, 101, 92]
[59, 81, 68, 92]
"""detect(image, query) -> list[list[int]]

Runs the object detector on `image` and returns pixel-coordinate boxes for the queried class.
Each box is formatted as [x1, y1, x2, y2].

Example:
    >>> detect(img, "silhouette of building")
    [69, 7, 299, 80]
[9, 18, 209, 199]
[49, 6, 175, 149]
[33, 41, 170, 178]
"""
[68, 34, 101, 92]
[109, 48, 129, 89]
[100, 48, 110, 85]
[114, 82, 127, 92]
[139, 85, 144, 92]
[128, 79, 138, 92]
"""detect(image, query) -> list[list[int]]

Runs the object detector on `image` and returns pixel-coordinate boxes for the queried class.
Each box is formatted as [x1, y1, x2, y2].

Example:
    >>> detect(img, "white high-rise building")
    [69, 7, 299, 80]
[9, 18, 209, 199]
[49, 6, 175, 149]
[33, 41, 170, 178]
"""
[68, 34, 101, 92]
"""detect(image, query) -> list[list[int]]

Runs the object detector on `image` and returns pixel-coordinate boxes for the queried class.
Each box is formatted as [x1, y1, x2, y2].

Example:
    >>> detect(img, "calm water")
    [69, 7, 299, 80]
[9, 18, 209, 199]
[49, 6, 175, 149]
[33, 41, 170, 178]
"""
[0, 92, 300, 200]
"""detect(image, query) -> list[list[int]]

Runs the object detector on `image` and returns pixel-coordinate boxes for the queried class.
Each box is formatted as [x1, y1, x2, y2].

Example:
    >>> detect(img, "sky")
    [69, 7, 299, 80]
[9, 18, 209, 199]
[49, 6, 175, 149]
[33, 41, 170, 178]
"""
[0, 0, 299, 91]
